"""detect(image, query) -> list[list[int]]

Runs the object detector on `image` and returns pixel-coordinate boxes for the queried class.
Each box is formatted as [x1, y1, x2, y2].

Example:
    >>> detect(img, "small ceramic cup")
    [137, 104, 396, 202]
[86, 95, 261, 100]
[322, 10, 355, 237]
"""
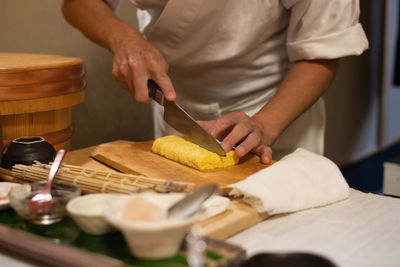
[104, 193, 202, 259]
[1, 136, 56, 169]
[66, 193, 124, 235]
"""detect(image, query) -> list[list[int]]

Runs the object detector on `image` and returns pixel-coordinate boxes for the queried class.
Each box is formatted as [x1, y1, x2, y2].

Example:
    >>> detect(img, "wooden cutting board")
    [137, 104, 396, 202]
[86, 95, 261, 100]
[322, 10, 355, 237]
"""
[91, 140, 272, 194]
[60, 141, 271, 240]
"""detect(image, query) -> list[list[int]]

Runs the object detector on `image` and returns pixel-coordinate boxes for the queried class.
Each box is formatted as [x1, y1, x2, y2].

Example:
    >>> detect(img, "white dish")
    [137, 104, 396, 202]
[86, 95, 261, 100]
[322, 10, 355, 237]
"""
[128, 192, 230, 220]
[104, 193, 200, 259]
[104, 192, 230, 259]
[0, 182, 21, 210]
[201, 194, 230, 220]
[66, 193, 124, 235]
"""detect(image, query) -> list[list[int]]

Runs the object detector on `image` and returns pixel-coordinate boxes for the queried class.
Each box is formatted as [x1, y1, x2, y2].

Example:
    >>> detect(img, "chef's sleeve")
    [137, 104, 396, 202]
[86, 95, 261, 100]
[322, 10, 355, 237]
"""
[281, 0, 369, 62]
[102, 0, 121, 12]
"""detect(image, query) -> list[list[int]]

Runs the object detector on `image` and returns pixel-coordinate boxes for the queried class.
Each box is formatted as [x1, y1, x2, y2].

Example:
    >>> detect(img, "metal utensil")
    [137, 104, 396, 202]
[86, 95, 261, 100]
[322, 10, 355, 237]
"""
[27, 149, 66, 214]
[167, 184, 219, 219]
[148, 80, 226, 156]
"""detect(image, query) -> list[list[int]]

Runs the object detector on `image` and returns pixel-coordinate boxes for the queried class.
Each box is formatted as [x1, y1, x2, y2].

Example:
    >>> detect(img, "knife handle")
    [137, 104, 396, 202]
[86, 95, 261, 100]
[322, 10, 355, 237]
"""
[148, 79, 165, 106]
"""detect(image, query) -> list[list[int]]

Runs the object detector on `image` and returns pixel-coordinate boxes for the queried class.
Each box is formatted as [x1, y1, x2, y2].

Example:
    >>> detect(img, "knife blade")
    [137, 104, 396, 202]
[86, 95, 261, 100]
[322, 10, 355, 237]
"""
[148, 80, 226, 156]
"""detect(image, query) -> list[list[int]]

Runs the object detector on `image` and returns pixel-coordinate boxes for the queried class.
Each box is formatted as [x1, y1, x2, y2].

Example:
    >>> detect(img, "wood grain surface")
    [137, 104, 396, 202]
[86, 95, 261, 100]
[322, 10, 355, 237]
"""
[91, 140, 272, 195]
[0, 53, 85, 101]
[198, 200, 268, 240]
[0, 53, 83, 71]
[0, 53, 86, 151]
[65, 141, 271, 240]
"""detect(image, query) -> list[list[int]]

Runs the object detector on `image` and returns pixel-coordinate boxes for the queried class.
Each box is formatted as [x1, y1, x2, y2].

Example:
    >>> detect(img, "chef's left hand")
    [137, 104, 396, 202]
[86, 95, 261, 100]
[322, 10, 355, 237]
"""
[197, 111, 272, 164]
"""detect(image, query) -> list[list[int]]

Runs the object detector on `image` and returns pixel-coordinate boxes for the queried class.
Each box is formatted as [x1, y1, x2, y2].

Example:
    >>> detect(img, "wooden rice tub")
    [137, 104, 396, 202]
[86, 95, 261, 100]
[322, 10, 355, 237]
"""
[0, 53, 86, 152]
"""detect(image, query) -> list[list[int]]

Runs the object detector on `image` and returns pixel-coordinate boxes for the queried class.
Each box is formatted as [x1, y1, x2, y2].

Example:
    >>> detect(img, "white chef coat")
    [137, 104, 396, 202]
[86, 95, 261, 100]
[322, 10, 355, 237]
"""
[107, 0, 368, 159]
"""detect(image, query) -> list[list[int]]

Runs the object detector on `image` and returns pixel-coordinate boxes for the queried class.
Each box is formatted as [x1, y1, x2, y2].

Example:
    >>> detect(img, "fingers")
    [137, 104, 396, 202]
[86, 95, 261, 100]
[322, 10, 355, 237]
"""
[197, 120, 216, 133]
[199, 112, 256, 152]
[151, 73, 176, 101]
[111, 40, 175, 102]
[215, 112, 258, 152]
[202, 112, 244, 142]
[232, 131, 261, 157]
[199, 112, 273, 164]
[228, 127, 272, 164]
[113, 56, 135, 94]
[125, 56, 148, 102]
[252, 145, 272, 164]
[231, 132, 272, 164]
[113, 53, 149, 101]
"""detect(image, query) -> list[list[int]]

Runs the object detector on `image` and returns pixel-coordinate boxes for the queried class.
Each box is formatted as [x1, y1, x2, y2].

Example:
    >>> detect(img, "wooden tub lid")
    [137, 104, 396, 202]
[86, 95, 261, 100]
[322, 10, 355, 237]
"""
[0, 53, 83, 71]
[0, 53, 86, 101]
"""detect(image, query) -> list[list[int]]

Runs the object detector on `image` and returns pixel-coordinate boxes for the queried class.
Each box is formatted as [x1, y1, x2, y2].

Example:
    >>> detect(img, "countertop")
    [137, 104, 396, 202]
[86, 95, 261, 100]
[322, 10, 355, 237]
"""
[1, 188, 399, 266]
[228, 189, 400, 267]
[1, 145, 400, 266]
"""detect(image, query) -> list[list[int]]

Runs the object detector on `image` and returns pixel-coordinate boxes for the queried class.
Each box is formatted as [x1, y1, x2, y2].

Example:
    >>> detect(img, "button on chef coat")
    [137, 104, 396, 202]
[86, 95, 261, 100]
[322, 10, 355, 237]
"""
[107, 0, 368, 159]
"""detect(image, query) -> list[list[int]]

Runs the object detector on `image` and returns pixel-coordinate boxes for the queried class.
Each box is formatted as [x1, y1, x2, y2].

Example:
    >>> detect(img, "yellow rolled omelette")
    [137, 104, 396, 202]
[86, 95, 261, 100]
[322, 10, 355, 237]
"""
[151, 135, 239, 171]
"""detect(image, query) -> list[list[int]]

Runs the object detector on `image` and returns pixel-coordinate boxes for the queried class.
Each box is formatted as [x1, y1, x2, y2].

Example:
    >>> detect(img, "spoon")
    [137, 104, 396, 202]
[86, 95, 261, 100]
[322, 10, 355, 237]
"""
[167, 184, 219, 219]
[27, 149, 66, 215]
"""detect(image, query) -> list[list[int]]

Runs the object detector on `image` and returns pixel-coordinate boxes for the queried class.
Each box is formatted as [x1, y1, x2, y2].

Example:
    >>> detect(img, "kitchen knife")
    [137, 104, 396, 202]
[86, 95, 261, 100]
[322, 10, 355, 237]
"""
[148, 80, 226, 156]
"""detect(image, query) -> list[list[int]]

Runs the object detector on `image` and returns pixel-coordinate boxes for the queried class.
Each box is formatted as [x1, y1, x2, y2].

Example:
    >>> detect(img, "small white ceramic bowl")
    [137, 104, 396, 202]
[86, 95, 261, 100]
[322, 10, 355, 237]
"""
[66, 193, 124, 235]
[104, 193, 203, 259]
[0, 182, 20, 210]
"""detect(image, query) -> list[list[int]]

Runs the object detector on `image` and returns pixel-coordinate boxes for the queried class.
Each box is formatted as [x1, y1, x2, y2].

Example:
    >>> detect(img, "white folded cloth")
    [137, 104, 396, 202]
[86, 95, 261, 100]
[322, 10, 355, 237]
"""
[228, 148, 350, 215]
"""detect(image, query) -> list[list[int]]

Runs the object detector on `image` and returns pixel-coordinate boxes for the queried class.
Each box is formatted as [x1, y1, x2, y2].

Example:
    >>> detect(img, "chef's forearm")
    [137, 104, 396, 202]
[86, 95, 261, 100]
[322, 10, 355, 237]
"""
[252, 59, 340, 146]
[61, 0, 143, 53]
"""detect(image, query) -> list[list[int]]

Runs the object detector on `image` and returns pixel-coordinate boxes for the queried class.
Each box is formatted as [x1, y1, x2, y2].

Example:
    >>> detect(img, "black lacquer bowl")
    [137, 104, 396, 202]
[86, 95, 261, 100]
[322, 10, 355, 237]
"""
[241, 252, 337, 267]
[1, 136, 56, 170]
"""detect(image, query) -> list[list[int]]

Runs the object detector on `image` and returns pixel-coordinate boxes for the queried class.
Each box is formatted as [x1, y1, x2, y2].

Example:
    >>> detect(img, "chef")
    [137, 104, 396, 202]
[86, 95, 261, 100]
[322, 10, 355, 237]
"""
[61, 0, 368, 163]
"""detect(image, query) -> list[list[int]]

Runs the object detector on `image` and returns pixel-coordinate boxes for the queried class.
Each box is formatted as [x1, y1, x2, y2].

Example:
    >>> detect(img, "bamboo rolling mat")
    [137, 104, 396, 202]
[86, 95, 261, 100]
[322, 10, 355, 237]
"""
[8, 162, 195, 194]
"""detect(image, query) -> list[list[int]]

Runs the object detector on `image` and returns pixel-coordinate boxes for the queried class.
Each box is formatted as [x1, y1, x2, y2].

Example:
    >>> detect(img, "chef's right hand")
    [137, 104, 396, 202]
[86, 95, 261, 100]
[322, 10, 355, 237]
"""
[110, 32, 176, 102]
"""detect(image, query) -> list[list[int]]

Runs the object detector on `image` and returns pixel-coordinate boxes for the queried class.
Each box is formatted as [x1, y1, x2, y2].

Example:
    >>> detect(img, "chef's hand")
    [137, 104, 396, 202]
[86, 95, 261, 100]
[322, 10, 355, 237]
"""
[62, 0, 176, 102]
[197, 112, 273, 164]
[111, 32, 176, 102]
